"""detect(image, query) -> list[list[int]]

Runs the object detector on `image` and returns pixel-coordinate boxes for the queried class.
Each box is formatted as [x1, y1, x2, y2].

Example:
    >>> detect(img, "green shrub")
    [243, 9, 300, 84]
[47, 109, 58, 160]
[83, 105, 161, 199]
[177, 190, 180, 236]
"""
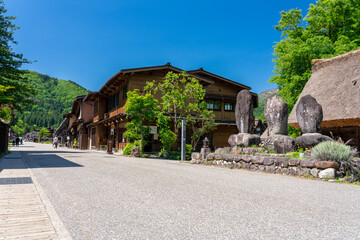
[159, 129, 177, 151]
[123, 143, 134, 155]
[286, 152, 300, 159]
[123, 140, 147, 155]
[186, 144, 192, 155]
[311, 141, 356, 162]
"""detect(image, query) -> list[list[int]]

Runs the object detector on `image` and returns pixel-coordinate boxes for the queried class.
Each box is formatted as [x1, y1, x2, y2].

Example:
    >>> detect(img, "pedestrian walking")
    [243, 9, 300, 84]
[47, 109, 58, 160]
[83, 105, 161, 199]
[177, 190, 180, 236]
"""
[15, 137, 19, 146]
[53, 136, 58, 149]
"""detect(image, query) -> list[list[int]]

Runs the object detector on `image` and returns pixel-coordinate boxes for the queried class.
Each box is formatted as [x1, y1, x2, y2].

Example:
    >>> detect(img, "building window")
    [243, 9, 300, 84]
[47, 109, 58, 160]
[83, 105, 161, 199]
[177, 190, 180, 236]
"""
[106, 93, 119, 112]
[94, 101, 98, 115]
[123, 85, 128, 100]
[224, 102, 235, 111]
[206, 100, 221, 111]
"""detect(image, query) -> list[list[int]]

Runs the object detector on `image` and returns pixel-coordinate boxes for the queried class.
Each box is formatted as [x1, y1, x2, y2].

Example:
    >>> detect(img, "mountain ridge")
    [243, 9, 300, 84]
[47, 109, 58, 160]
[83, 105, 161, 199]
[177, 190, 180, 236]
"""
[12, 71, 90, 135]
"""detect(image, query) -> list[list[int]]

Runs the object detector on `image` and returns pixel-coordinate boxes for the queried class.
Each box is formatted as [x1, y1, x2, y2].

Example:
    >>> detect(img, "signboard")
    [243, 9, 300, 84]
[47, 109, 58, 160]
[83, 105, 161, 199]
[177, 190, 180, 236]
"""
[146, 126, 157, 134]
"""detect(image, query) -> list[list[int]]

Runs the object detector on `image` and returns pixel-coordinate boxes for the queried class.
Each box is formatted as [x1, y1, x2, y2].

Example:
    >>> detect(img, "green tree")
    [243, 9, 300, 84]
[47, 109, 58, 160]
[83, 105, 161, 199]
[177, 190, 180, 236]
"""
[157, 113, 177, 152]
[146, 71, 216, 149]
[189, 108, 217, 149]
[270, 0, 360, 110]
[0, 0, 35, 110]
[123, 89, 159, 152]
[38, 127, 50, 142]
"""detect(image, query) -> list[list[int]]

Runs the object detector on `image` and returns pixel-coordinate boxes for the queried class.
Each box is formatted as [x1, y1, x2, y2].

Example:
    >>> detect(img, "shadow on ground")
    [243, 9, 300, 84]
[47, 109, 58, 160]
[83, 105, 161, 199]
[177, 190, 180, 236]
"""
[0, 150, 84, 173]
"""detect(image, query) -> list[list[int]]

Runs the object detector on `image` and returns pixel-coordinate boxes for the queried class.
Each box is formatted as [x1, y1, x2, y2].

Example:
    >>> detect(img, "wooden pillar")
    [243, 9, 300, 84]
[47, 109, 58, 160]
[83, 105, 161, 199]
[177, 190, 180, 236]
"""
[357, 126, 360, 151]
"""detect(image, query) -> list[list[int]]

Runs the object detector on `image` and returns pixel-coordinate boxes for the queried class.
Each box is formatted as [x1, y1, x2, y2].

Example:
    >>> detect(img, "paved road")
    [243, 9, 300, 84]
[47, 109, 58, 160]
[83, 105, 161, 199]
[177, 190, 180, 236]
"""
[15, 142, 360, 239]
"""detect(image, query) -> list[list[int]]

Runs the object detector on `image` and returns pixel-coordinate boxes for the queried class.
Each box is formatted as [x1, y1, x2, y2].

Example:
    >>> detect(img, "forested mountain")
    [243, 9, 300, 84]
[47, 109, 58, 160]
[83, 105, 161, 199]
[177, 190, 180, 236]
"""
[253, 89, 278, 121]
[12, 71, 89, 135]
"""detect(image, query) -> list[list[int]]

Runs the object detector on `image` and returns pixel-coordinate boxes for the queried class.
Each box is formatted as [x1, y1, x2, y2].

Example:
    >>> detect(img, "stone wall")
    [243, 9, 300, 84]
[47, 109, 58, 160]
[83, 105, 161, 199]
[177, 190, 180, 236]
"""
[191, 149, 342, 179]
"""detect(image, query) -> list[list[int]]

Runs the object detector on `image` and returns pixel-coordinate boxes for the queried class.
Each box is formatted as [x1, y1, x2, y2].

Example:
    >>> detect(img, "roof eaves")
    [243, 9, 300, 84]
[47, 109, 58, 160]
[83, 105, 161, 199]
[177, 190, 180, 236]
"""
[187, 68, 251, 90]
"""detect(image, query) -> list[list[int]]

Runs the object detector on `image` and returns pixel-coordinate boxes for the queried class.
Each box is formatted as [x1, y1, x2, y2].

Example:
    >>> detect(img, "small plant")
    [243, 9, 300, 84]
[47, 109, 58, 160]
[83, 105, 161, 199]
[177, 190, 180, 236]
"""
[123, 140, 147, 155]
[250, 144, 258, 148]
[114, 148, 119, 152]
[72, 138, 77, 147]
[259, 139, 271, 153]
[159, 149, 168, 158]
[311, 141, 357, 162]
[186, 144, 192, 155]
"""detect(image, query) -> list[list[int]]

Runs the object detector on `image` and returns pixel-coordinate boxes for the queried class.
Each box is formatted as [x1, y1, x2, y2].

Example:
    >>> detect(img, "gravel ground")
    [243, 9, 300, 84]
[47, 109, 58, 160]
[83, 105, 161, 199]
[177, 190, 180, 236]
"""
[18, 142, 360, 240]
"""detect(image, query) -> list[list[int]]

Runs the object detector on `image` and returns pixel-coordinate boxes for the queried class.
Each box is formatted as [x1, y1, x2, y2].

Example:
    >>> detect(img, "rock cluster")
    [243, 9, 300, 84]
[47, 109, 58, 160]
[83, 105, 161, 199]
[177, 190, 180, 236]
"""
[264, 95, 295, 153]
[190, 152, 339, 179]
[228, 90, 260, 147]
[295, 95, 332, 147]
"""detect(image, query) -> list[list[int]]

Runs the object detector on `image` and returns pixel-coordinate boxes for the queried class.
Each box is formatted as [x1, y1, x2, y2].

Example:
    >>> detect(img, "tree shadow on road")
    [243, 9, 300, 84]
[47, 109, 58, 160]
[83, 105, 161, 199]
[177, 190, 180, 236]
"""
[0, 150, 84, 173]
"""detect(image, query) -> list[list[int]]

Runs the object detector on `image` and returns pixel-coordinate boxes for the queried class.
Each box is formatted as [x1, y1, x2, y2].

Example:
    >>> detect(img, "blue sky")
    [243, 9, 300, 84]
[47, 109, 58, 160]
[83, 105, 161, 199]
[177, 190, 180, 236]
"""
[6, 0, 315, 94]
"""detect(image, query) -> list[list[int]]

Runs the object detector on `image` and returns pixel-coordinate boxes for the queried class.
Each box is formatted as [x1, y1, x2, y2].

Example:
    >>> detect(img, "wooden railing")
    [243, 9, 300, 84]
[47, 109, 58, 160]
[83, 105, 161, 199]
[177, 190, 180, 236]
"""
[109, 106, 125, 118]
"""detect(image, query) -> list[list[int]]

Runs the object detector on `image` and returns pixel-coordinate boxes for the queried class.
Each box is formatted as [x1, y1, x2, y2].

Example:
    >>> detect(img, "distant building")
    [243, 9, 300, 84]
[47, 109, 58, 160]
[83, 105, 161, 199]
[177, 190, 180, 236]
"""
[288, 49, 360, 150]
[61, 95, 94, 149]
[254, 119, 266, 136]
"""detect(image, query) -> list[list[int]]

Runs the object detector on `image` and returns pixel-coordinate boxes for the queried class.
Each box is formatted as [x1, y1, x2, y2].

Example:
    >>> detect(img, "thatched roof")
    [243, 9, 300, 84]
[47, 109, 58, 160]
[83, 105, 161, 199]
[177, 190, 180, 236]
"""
[289, 49, 360, 128]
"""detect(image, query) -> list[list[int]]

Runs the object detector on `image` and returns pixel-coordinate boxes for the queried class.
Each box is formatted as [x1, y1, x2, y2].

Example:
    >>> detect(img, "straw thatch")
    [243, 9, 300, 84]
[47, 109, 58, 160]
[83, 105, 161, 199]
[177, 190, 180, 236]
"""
[289, 49, 360, 128]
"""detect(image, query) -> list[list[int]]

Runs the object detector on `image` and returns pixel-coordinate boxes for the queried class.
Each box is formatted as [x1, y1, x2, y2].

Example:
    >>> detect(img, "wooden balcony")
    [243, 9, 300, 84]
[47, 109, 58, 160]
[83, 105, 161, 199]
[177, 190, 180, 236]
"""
[109, 106, 125, 118]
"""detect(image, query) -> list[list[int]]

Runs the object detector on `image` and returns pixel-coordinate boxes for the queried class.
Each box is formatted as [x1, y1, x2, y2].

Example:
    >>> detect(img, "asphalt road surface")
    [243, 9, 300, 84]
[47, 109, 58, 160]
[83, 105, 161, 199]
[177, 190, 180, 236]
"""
[16, 142, 360, 239]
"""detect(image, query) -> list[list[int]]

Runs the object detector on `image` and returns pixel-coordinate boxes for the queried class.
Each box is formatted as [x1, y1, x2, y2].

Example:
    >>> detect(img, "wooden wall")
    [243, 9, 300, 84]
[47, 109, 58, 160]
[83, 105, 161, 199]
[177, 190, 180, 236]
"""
[321, 126, 360, 151]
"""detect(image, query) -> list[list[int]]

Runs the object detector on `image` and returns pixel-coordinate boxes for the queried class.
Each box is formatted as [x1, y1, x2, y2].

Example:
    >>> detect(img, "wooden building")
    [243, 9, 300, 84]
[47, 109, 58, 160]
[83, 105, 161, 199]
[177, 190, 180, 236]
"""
[288, 49, 360, 150]
[0, 104, 14, 154]
[0, 119, 10, 154]
[62, 95, 94, 149]
[83, 63, 258, 151]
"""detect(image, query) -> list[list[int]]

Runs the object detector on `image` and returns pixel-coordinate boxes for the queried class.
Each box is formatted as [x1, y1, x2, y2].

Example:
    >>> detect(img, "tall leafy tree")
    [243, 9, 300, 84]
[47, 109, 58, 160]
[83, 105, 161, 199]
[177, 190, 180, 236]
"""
[146, 71, 216, 149]
[0, 0, 35, 110]
[270, 0, 360, 110]
[123, 89, 159, 152]
[189, 108, 216, 149]
[37, 127, 50, 142]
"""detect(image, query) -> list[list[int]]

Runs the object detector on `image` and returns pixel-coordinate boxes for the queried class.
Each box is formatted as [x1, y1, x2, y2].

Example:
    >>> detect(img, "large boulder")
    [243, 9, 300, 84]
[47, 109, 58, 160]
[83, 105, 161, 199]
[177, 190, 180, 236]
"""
[200, 147, 211, 160]
[215, 147, 231, 154]
[228, 133, 261, 147]
[315, 161, 340, 169]
[296, 95, 323, 134]
[296, 133, 332, 147]
[235, 90, 254, 133]
[230, 147, 242, 155]
[267, 134, 296, 153]
[318, 168, 336, 179]
[264, 95, 288, 135]
[130, 146, 140, 157]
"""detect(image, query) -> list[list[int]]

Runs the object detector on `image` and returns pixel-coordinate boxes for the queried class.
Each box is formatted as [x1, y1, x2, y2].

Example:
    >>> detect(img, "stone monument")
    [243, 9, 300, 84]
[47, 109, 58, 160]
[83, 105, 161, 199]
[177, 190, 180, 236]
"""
[228, 90, 260, 147]
[200, 137, 211, 159]
[265, 94, 295, 153]
[295, 95, 332, 147]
